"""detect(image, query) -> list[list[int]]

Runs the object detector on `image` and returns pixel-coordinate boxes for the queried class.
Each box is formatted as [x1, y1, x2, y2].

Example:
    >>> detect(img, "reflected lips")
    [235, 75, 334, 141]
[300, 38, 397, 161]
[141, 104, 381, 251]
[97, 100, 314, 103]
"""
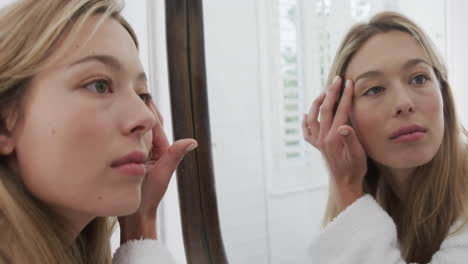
[389, 124, 427, 143]
[111, 151, 148, 176]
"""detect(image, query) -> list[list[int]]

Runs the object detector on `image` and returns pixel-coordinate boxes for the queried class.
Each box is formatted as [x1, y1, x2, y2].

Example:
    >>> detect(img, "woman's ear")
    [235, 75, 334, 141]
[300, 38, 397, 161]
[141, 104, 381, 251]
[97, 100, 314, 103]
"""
[0, 110, 18, 155]
[0, 134, 15, 155]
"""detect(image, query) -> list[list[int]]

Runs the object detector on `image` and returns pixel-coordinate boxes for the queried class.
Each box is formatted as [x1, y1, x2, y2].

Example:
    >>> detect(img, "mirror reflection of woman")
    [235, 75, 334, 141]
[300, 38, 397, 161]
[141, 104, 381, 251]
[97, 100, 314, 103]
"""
[303, 12, 468, 263]
[0, 0, 197, 263]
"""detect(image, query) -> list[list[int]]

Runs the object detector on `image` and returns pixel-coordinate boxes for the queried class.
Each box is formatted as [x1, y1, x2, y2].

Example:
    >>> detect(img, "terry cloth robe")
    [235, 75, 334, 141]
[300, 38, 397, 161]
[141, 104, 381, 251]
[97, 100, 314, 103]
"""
[112, 239, 176, 264]
[310, 194, 468, 264]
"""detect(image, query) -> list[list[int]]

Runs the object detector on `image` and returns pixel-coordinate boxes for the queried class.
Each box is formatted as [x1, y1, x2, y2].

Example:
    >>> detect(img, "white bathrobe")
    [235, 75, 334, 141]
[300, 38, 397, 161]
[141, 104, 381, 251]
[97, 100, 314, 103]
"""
[112, 239, 176, 264]
[310, 194, 468, 264]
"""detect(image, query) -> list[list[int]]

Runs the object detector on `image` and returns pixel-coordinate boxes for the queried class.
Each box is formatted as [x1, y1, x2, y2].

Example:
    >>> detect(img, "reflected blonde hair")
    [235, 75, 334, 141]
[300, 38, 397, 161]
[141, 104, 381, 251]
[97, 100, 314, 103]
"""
[0, 0, 139, 263]
[322, 12, 468, 263]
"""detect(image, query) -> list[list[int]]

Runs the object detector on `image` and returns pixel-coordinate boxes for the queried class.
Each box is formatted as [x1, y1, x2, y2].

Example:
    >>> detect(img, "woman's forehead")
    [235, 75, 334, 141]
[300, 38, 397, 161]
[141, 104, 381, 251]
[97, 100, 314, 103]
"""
[346, 31, 430, 79]
[49, 16, 139, 70]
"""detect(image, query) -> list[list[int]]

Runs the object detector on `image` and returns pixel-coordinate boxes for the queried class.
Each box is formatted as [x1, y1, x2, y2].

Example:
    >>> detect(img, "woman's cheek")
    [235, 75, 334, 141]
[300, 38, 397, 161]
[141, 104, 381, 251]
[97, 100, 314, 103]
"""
[350, 105, 381, 153]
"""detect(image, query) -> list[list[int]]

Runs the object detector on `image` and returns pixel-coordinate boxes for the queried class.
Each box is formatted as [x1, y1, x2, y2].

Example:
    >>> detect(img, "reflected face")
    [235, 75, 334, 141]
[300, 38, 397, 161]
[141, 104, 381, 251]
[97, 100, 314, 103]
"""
[11, 16, 157, 219]
[345, 31, 444, 169]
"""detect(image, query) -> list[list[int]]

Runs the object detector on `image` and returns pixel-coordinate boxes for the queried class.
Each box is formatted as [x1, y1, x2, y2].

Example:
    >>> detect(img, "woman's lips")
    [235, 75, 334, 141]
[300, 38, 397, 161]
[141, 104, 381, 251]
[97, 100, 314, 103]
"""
[112, 163, 146, 176]
[389, 124, 427, 141]
[391, 131, 426, 143]
[111, 151, 148, 176]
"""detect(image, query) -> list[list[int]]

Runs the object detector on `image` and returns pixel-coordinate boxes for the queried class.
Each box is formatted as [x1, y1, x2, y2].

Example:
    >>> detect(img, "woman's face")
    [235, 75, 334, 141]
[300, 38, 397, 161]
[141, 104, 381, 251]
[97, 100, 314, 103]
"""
[346, 31, 444, 170]
[10, 16, 156, 220]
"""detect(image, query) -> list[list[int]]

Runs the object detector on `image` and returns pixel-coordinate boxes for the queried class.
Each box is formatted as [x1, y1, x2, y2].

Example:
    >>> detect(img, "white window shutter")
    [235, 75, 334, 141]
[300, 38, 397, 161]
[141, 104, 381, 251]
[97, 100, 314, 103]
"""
[278, 0, 306, 162]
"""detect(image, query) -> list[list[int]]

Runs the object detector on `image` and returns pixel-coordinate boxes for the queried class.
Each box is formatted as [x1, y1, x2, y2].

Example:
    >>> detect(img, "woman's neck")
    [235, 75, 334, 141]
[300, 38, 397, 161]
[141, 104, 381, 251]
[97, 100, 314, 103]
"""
[379, 166, 415, 202]
[49, 205, 94, 242]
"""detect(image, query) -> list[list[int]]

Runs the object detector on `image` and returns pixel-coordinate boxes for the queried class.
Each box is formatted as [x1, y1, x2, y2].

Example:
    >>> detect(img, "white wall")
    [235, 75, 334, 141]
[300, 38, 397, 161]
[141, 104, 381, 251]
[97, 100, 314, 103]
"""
[0, 0, 13, 6]
[203, 1, 271, 262]
[446, 0, 468, 127]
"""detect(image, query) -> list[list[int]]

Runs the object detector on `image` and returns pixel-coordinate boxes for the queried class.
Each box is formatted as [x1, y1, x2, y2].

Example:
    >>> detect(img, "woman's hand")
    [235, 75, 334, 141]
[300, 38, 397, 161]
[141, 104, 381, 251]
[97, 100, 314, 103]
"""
[118, 102, 197, 243]
[302, 76, 367, 213]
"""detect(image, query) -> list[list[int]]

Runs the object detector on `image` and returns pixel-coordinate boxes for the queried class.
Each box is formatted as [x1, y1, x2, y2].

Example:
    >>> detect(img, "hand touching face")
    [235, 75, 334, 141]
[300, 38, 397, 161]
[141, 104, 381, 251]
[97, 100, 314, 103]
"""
[303, 77, 367, 211]
[303, 31, 445, 211]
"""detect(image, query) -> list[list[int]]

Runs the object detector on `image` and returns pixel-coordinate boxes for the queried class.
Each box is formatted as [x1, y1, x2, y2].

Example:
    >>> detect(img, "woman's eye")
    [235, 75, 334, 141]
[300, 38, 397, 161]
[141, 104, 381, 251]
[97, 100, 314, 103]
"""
[410, 74, 429, 85]
[139, 93, 152, 104]
[364, 86, 385, 96]
[84, 79, 112, 94]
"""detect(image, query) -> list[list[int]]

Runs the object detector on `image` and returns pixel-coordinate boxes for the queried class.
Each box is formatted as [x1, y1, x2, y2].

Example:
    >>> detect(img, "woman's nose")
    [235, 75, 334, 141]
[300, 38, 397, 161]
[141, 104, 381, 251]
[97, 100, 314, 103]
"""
[121, 94, 157, 137]
[395, 103, 414, 116]
[393, 90, 415, 117]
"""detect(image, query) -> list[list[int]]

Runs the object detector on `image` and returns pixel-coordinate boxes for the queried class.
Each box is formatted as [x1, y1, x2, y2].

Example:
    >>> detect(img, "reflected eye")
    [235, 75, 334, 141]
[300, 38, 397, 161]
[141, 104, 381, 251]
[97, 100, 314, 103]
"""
[139, 93, 152, 104]
[410, 74, 429, 85]
[364, 86, 385, 96]
[84, 79, 112, 94]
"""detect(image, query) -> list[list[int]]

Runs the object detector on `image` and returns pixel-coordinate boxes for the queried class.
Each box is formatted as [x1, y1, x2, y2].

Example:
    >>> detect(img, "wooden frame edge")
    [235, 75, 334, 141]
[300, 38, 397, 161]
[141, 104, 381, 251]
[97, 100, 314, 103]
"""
[165, 1, 228, 263]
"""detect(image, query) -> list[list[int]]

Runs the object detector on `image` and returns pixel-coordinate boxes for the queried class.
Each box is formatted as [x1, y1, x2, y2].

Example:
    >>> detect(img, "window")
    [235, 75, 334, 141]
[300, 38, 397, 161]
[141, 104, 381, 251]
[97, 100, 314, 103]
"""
[278, 1, 306, 162]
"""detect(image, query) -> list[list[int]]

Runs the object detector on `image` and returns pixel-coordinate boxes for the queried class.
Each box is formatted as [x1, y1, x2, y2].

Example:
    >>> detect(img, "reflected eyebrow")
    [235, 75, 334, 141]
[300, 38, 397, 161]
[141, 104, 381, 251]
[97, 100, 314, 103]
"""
[401, 58, 432, 70]
[69, 54, 147, 83]
[354, 70, 383, 84]
[354, 58, 432, 84]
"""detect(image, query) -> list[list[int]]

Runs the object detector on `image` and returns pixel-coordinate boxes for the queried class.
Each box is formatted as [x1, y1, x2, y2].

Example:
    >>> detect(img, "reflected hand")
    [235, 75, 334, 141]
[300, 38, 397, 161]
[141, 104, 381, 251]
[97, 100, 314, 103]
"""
[302, 76, 366, 212]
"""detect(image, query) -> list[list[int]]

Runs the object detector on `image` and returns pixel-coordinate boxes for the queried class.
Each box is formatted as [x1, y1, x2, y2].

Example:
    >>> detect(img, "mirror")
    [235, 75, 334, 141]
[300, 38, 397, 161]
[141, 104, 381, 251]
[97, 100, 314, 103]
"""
[166, 0, 468, 263]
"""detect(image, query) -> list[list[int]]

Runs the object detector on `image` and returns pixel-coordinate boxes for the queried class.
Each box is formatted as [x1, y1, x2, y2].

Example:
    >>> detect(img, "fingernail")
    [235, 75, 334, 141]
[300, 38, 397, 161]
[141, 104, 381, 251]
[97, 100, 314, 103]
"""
[186, 143, 198, 152]
[338, 129, 349, 136]
[345, 79, 351, 88]
[333, 75, 340, 84]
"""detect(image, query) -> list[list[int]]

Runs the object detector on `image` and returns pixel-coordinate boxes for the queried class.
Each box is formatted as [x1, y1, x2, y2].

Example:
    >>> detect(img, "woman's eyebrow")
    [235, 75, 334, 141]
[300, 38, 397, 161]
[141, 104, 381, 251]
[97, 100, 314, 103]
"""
[68, 54, 147, 82]
[401, 58, 432, 70]
[354, 58, 432, 84]
[355, 70, 382, 84]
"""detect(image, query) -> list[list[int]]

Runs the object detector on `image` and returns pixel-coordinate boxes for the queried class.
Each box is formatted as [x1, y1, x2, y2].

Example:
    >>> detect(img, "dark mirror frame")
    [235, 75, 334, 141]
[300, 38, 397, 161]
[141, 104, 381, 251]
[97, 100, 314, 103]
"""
[165, 1, 228, 263]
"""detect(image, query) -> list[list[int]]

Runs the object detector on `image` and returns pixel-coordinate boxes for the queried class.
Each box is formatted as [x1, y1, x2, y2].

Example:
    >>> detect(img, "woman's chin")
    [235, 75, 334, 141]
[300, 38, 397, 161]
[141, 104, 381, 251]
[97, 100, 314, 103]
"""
[95, 196, 142, 217]
[379, 154, 435, 170]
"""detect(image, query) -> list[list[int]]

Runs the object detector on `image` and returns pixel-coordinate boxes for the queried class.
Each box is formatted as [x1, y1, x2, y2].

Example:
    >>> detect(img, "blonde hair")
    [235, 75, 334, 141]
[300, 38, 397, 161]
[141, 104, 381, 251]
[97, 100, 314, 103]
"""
[322, 11, 468, 262]
[0, 0, 139, 263]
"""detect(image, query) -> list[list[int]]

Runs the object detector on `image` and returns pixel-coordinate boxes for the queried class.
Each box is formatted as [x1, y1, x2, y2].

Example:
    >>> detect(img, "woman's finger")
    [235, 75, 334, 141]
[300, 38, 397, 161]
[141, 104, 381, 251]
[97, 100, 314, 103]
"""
[139, 138, 197, 214]
[153, 102, 165, 127]
[148, 101, 169, 160]
[147, 139, 197, 180]
[319, 76, 342, 139]
[306, 92, 326, 136]
[332, 79, 353, 131]
[302, 114, 313, 142]
[337, 125, 364, 161]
